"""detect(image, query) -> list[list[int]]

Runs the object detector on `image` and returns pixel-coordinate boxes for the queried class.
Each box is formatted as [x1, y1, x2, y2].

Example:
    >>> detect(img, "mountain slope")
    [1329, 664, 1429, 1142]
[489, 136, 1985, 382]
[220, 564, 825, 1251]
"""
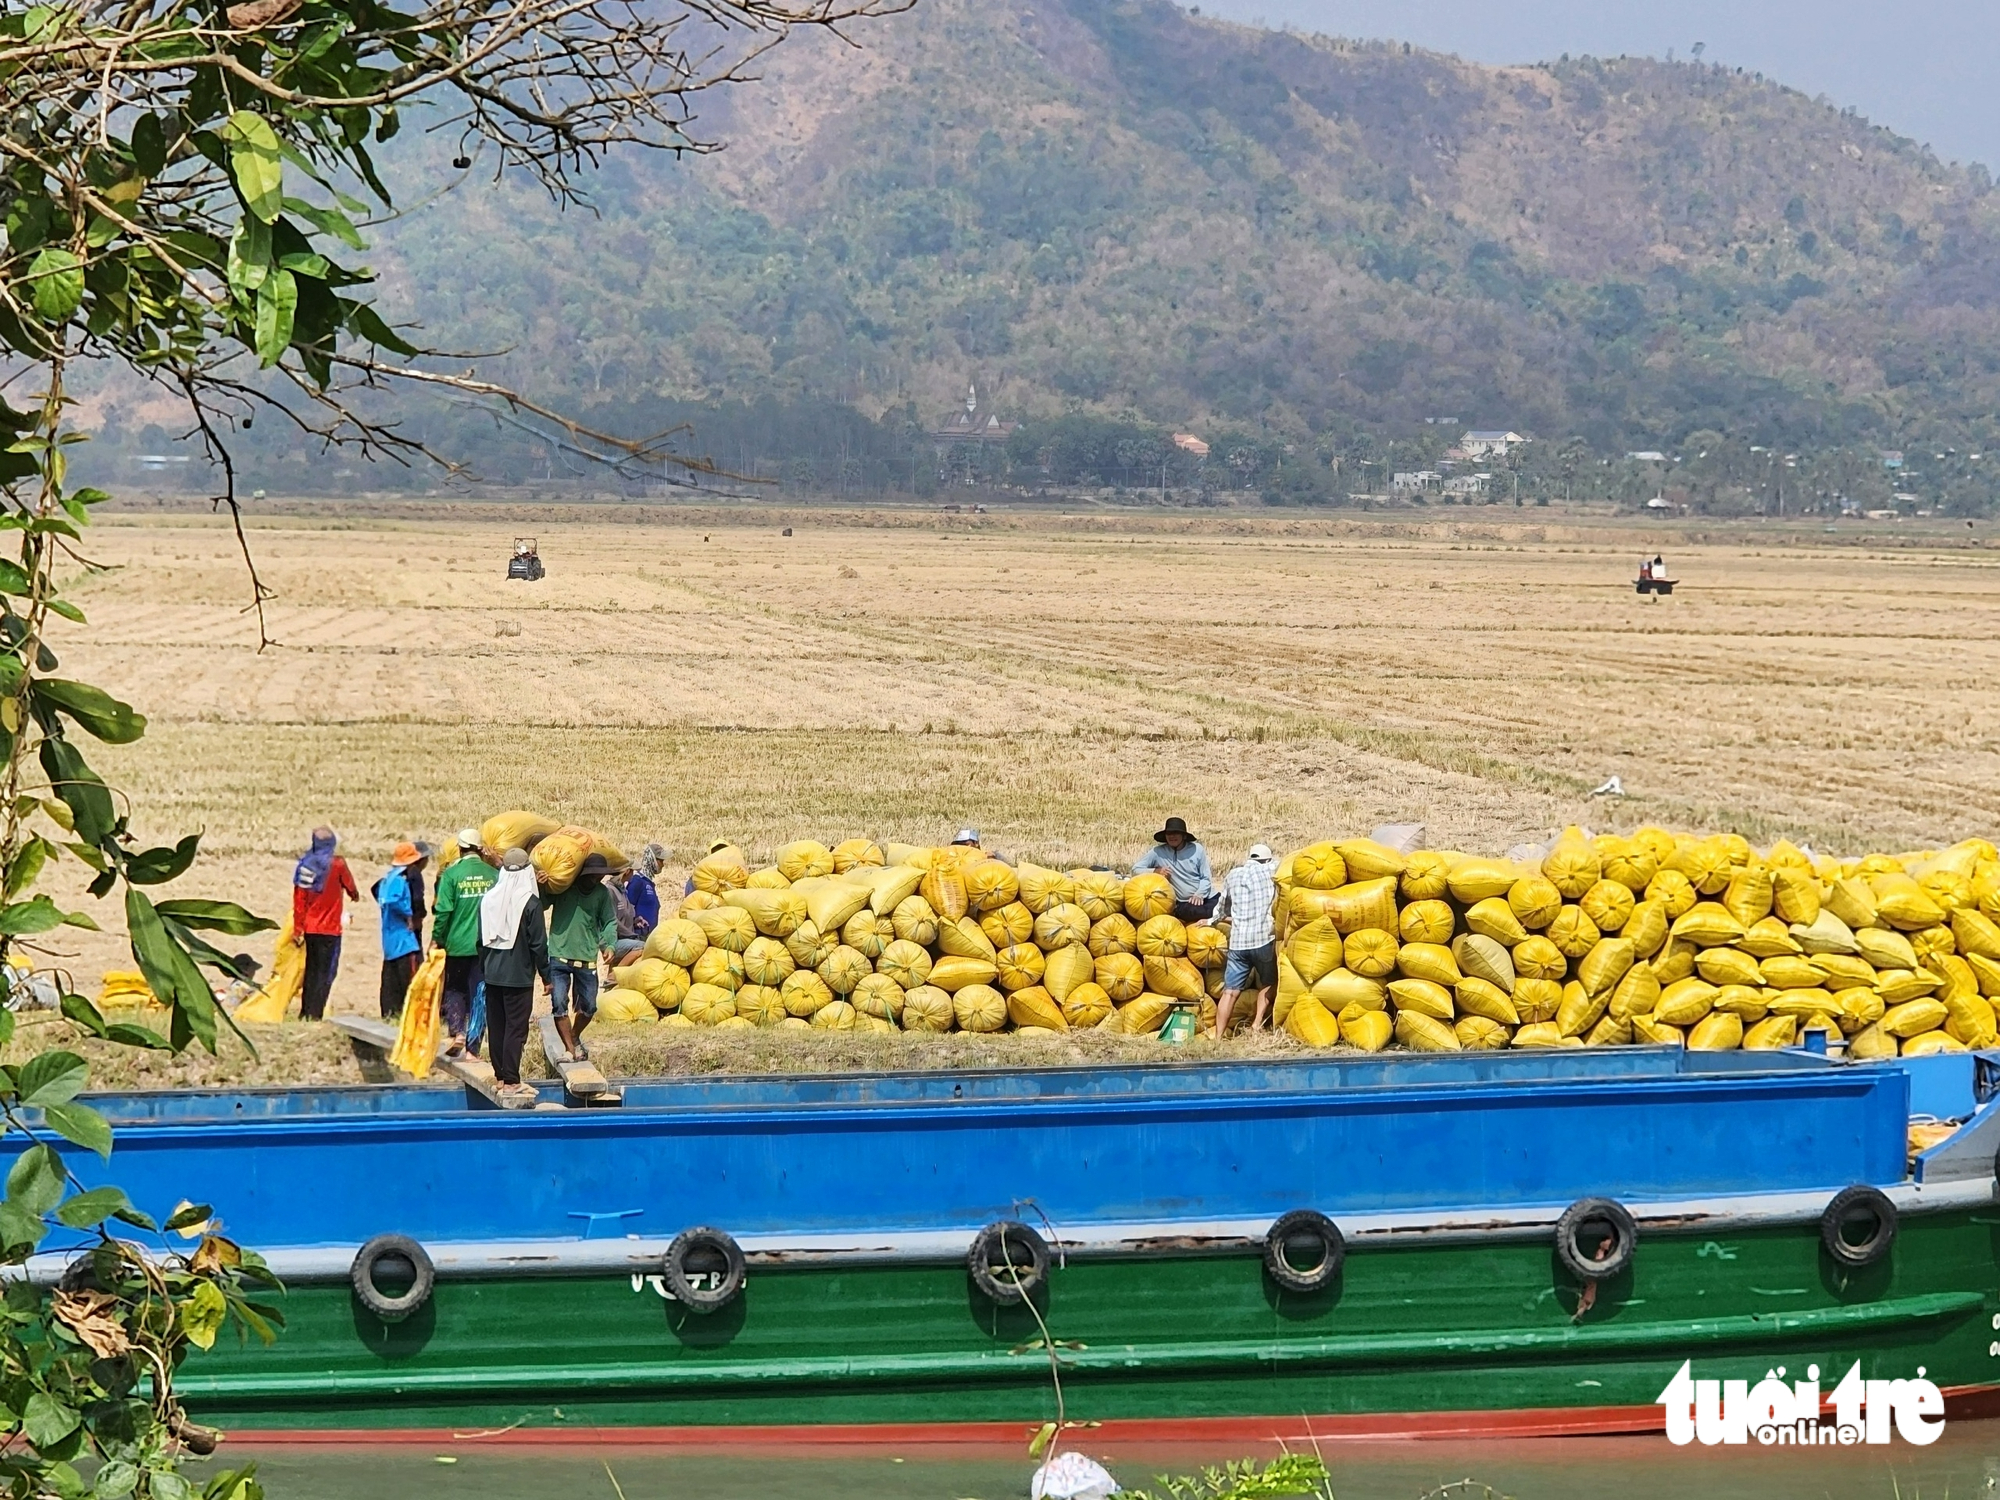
[378, 0, 2000, 451]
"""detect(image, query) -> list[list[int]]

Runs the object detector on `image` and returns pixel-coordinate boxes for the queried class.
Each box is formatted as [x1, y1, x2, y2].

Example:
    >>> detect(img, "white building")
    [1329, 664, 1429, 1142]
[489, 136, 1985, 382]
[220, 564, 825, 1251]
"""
[1442, 472, 1492, 497]
[1459, 430, 1529, 458]
[1392, 470, 1441, 491]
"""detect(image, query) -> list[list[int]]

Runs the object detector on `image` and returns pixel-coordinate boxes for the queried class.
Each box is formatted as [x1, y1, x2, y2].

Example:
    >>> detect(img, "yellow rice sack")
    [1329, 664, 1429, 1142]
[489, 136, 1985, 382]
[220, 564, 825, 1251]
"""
[1693, 947, 1762, 988]
[785, 920, 833, 971]
[690, 905, 756, 955]
[1846, 1021, 1896, 1059]
[1579, 880, 1636, 934]
[1507, 877, 1564, 931]
[1903, 1030, 1966, 1056]
[1743, 1015, 1797, 1050]
[1117, 994, 1176, 1035]
[1340, 1007, 1394, 1051]
[736, 985, 788, 1026]
[1006, 985, 1067, 1030]
[810, 999, 856, 1031]
[596, 985, 656, 1024]
[1631, 1013, 1685, 1047]
[1290, 843, 1348, 890]
[1135, 914, 1189, 958]
[745, 867, 791, 890]
[776, 841, 834, 882]
[816, 945, 872, 996]
[1513, 977, 1563, 1024]
[1577, 936, 1635, 996]
[1545, 906, 1600, 959]
[1143, 955, 1206, 1002]
[741, 936, 796, 987]
[1343, 928, 1399, 978]
[1284, 994, 1342, 1048]
[780, 970, 834, 1018]
[1399, 852, 1452, 901]
[876, 939, 934, 992]
[1016, 864, 1076, 915]
[1303, 877, 1400, 935]
[1556, 981, 1608, 1037]
[1399, 900, 1456, 946]
[682, 983, 736, 1024]
[1068, 870, 1126, 922]
[480, 810, 561, 855]
[1825, 877, 1880, 930]
[1655, 977, 1720, 1027]
[1123, 872, 1175, 923]
[1882, 998, 1948, 1038]
[1761, 954, 1826, 989]
[691, 844, 750, 895]
[1446, 858, 1518, 904]
[889, 895, 938, 948]
[1951, 908, 2000, 961]
[1313, 969, 1385, 1013]
[1712, 985, 1766, 1023]
[996, 943, 1047, 992]
[1644, 868, 1698, 918]
[1185, 923, 1227, 969]
[1855, 927, 1919, 971]
[1739, 916, 1802, 958]
[1872, 873, 1946, 931]
[1455, 1015, 1511, 1050]
[1286, 917, 1346, 986]
[1876, 969, 1941, 1004]
[1387, 978, 1454, 1021]
[1454, 977, 1518, 1025]
[927, 955, 999, 994]
[938, 915, 999, 962]
[1687, 1012, 1744, 1051]
[799, 877, 873, 935]
[1773, 868, 1821, 926]
[1585, 1013, 1634, 1046]
[645, 918, 708, 968]
[964, 859, 1021, 913]
[1335, 838, 1407, 881]
[1542, 837, 1601, 899]
[1088, 914, 1138, 957]
[1791, 909, 1859, 956]
[1672, 903, 1746, 947]
[1061, 981, 1114, 1029]
[864, 864, 926, 916]
[921, 864, 970, 923]
[722, 887, 808, 939]
[1041, 943, 1095, 1003]
[831, 838, 885, 874]
[1669, 838, 1733, 895]
[1395, 1011, 1461, 1051]
[951, 983, 1007, 1032]
[1452, 933, 1516, 992]
[1512, 936, 1567, 982]
[850, 973, 906, 1021]
[1510, 1022, 1572, 1049]
[1396, 942, 1461, 987]
[901, 985, 954, 1032]
[1034, 903, 1092, 953]
[1609, 961, 1661, 1020]
[1464, 897, 1528, 946]
[1603, 843, 1660, 894]
[842, 910, 890, 960]
[1722, 867, 1774, 928]
[1095, 952, 1145, 1001]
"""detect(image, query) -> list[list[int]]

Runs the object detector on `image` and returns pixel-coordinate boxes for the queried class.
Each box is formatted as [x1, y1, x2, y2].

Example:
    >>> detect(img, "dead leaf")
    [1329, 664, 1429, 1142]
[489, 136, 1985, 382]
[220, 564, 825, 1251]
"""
[224, 0, 301, 28]
[189, 1235, 242, 1276]
[52, 1289, 129, 1358]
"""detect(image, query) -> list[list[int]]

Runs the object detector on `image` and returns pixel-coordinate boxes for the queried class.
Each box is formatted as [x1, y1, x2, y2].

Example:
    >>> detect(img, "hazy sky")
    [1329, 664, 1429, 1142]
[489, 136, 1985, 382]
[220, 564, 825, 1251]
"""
[1201, 0, 1998, 172]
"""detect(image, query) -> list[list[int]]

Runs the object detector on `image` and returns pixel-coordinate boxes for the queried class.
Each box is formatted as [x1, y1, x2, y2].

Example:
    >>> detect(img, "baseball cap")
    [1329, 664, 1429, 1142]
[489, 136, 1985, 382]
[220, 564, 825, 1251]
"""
[501, 847, 531, 870]
[456, 827, 481, 848]
[1248, 843, 1275, 863]
[953, 827, 981, 845]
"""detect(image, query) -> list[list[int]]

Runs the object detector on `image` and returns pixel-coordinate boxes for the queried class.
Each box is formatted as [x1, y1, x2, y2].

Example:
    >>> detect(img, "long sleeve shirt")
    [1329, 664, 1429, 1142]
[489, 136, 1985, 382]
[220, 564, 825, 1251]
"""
[375, 867, 421, 961]
[480, 895, 551, 990]
[293, 858, 358, 937]
[432, 855, 498, 957]
[547, 882, 618, 965]
[1131, 840, 1215, 901]
[625, 873, 660, 935]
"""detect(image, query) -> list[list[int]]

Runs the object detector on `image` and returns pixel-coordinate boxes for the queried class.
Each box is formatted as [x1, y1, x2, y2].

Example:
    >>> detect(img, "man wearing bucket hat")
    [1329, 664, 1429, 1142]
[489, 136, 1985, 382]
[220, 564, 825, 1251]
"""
[1131, 816, 1216, 921]
[1207, 842, 1280, 1040]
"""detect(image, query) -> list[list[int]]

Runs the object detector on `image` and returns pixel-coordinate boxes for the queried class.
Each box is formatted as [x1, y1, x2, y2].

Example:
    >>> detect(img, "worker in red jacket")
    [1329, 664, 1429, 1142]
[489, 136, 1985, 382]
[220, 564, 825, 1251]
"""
[292, 826, 359, 1021]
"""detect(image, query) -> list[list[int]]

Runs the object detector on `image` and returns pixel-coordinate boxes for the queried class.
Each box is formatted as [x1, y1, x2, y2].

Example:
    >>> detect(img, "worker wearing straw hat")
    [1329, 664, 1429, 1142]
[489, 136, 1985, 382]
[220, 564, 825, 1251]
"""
[1131, 816, 1216, 922]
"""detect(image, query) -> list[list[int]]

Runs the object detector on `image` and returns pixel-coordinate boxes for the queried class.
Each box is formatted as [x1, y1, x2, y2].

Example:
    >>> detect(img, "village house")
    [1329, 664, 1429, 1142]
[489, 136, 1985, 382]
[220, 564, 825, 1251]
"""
[1458, 430, 1529, 459]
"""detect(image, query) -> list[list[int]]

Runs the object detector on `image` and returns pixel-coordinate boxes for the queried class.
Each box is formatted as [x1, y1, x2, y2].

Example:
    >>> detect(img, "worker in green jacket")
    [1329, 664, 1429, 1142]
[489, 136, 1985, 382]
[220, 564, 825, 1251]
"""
[432, 830, 498, 1058]
[548, 852, 618, 1061]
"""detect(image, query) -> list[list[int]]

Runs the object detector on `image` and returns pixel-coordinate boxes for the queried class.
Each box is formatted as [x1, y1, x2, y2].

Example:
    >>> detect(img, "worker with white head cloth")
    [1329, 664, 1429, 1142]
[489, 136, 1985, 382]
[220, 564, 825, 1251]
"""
[478, 848, 549, 1105]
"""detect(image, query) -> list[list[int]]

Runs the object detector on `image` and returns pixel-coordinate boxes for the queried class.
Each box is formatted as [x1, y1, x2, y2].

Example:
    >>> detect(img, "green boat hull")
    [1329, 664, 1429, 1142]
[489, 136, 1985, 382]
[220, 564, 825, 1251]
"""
[179, 1204, 2000, 1440]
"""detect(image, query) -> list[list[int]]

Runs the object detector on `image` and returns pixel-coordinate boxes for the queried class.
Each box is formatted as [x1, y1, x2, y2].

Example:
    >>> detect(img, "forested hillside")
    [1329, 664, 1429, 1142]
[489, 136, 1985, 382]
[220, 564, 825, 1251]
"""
[369, 0, 2000, 463]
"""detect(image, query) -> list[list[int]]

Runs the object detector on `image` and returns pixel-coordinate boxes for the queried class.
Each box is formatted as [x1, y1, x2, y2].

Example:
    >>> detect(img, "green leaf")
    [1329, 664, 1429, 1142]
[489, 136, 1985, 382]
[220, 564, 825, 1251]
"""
[154, 898, 273, 935]
[22, 1392, 80, 1449]
[254, 268, 297, 366]
[39, 739, 113, 846]
[33, 680, 145, 744]
[0, 1200, 46, 1251]
[130, 114, 167, 177]
[225, 216, 271, 295]
[124, 834, 199, 886]
[164, 1201, 213, 1232]
[4, 836, 48, 900]
[27, 249, 84, 323]
[0, 896, 65, 936]
[179, 1281, 226, 1351]
[17, 1051, 87, 1107]
[6, 1143, 64, 1215]
[124, 888, 216, 1053]
[349, 301, 417, 357]
[41, 1103, 110, 1160]
[44, 599, 84, 625]
[59, 992, 106, 1038]
[54, 1186, 130, 1229]
[103, 1022, 169, 1050]
[222, 111, 284, 224]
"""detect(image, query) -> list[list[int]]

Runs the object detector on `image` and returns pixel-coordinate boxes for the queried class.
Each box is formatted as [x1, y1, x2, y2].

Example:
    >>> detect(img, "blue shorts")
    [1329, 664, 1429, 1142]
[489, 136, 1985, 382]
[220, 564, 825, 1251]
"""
[1223, 942, 1278, 992]
[550, 960, 599, 1019]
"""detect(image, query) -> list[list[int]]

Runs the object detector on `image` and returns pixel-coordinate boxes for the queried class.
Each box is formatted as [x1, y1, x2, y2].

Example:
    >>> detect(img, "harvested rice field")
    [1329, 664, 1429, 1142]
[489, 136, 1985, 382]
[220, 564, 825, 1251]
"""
[35, 499, 2000, 1084]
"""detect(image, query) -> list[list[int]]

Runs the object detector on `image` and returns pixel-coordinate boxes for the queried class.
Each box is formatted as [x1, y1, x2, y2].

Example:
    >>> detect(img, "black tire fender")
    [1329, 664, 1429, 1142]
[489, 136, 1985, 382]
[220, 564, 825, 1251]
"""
[966, 1220, 1051, 1304]
[350, 1233, 435, 1322]
[1821, 1185, 1897, 1267]
[1263, 1209, 1345, 1293]
[663, 1226, 746, 1313]
[1555, 1197, 1637, 1282]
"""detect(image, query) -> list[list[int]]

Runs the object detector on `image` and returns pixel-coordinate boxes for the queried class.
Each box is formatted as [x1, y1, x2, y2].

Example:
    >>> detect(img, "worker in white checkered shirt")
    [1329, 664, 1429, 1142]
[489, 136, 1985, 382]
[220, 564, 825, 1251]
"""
[1200, 843, 1279, 1040]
